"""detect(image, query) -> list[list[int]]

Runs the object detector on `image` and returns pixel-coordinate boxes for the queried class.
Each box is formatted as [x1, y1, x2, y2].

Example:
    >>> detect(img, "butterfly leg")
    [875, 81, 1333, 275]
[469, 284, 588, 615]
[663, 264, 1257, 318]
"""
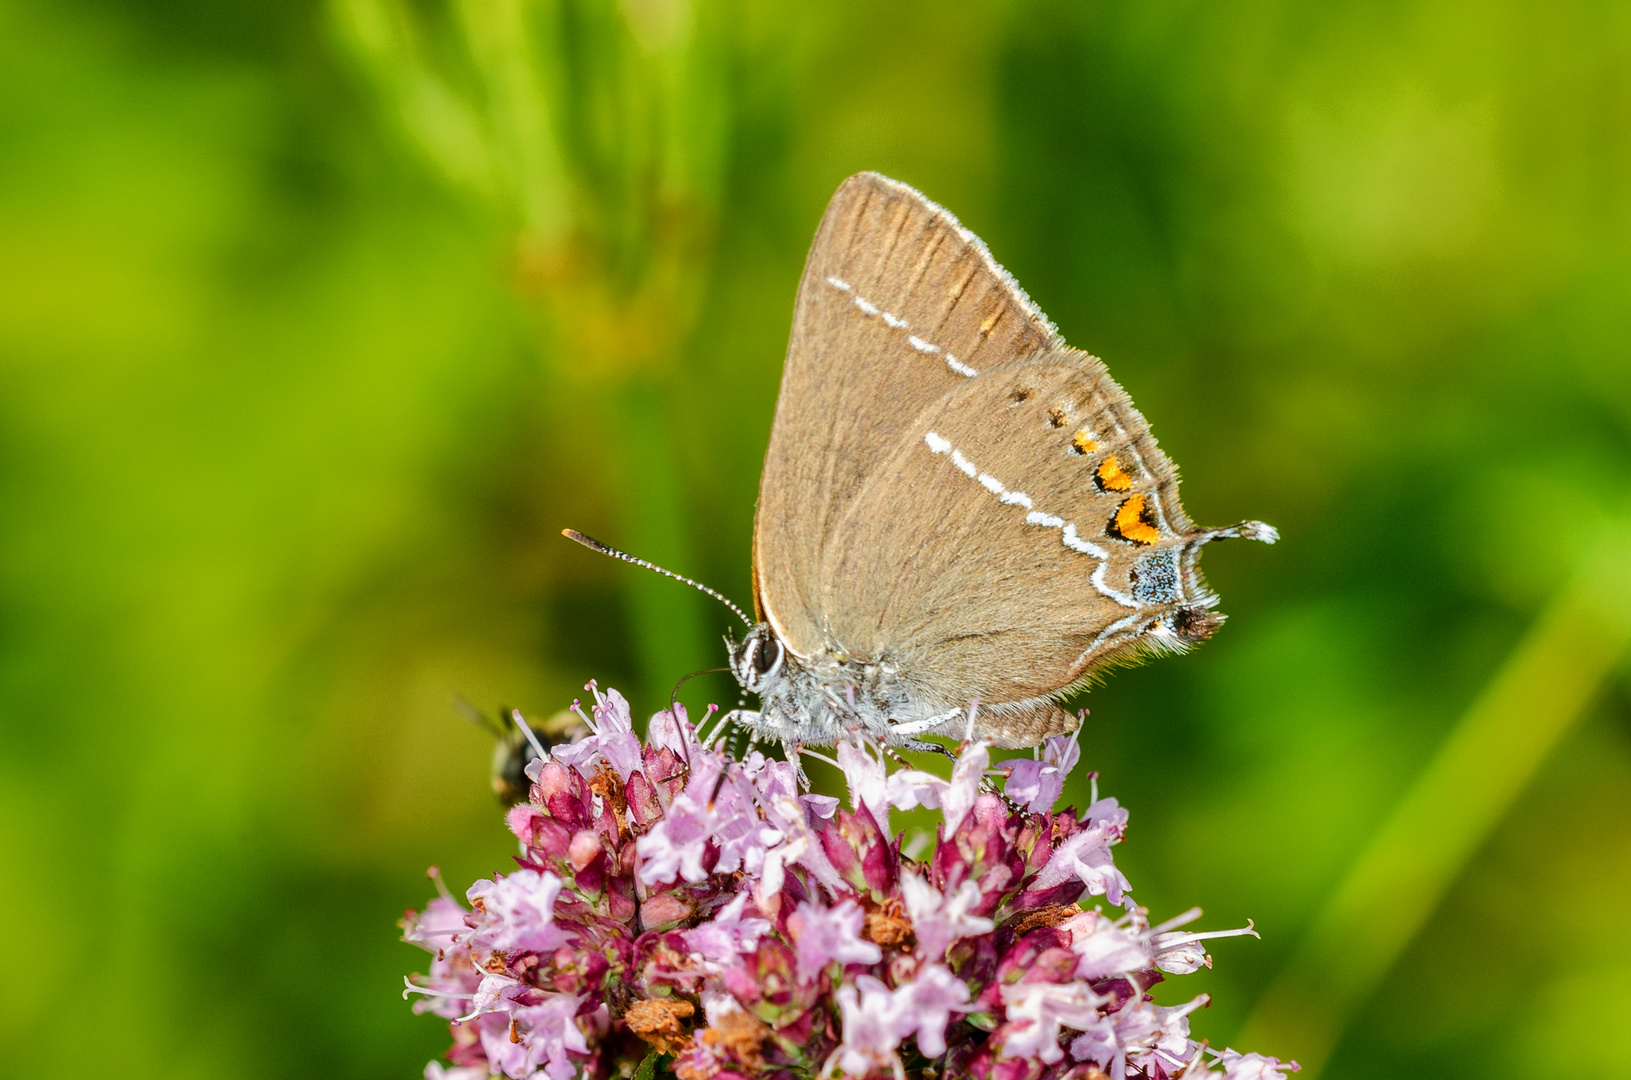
[874, 739, 912, 770]
[887, 707, 967, 758]
[901, 737, 958, 760]
[786, 741, 814, 790]
[715, 708, 759, 748]
[724, 706, 813, 770]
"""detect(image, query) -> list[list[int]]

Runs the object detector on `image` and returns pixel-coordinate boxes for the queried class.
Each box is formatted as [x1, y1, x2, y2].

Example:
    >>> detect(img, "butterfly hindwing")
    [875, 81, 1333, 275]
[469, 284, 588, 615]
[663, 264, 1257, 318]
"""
[818, 348, 1257, 741]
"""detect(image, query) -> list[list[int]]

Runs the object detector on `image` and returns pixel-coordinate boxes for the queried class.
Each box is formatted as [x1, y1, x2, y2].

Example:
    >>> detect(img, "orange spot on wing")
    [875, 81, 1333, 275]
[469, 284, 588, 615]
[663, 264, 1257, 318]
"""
[1095, 454, 1132, 490]
[1112, 494, 1161, 545]
[1071, 429, 1098, 454]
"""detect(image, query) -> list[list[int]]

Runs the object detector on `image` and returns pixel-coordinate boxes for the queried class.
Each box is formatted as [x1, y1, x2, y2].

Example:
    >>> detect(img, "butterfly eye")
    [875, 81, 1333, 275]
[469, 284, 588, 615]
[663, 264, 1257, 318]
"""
[750, 637, 784, 682]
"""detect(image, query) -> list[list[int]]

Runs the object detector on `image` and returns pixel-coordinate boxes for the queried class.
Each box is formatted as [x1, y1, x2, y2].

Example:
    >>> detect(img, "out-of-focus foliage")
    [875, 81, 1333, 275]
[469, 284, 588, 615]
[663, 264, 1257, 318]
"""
[0, 2, 1627, 1079]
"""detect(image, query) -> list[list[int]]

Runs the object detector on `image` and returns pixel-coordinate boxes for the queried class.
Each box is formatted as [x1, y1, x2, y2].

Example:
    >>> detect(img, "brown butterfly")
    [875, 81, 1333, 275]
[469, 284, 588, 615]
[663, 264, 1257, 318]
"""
[570, 173, 1274, 750]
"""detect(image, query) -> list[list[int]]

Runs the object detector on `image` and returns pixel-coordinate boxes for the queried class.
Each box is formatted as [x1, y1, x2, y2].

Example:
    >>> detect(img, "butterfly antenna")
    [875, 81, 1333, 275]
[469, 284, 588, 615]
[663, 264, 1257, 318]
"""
[561, 529, 753, 628]
[669, 666, 730, 720]
[705, 762, 733, 810]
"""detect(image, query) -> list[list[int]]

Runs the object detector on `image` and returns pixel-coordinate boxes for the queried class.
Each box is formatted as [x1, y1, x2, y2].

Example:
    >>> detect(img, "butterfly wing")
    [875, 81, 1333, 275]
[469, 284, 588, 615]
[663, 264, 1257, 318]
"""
[753, 173, 1062, 656]
[818, 348, 1274, 744]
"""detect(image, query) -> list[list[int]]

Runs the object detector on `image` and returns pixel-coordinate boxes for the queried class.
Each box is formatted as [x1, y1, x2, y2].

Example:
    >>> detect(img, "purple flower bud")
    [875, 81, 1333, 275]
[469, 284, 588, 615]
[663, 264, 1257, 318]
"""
[830, 803, 896, 896]
[646, 702, 698, 757]
[995, 928, 1078, 989]
[641, 742, 689, 803]
[639, 891, 692, 929]
[936, 795, 1026, 917]
[1009, 880, 1088, 915]
[819, 810, 860, 886]
[624, 769, 664, 829]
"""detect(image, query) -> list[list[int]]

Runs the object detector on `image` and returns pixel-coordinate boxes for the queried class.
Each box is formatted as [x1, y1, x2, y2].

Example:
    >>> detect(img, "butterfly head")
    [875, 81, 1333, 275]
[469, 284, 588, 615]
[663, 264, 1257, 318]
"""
[729, 623, 786, 695]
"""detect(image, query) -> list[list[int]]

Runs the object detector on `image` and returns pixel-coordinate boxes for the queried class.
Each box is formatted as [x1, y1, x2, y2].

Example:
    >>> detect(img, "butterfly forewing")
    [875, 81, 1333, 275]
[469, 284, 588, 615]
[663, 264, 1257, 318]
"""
[753, 173, 1062, 656]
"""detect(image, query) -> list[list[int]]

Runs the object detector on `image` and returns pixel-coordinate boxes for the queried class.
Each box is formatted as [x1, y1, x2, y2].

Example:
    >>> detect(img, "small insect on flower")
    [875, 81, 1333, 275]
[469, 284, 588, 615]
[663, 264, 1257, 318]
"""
[455, 696, 587, 805]
[403, 683, 1298, 1080]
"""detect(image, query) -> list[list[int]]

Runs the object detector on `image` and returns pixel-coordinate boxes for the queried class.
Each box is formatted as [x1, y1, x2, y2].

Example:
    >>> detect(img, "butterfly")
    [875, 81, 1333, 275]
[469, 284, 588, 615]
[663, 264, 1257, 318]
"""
[571, 173, 1274, 751]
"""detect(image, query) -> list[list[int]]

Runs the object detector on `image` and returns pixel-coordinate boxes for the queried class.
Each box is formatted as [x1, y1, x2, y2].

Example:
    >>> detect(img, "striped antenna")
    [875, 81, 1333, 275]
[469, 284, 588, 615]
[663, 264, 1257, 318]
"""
[561, 529, 753, 628]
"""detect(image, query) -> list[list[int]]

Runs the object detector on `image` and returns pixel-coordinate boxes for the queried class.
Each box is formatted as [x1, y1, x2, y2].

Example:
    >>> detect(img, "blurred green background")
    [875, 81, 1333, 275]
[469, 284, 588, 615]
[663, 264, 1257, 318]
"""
[3, 1, 1629, 1078]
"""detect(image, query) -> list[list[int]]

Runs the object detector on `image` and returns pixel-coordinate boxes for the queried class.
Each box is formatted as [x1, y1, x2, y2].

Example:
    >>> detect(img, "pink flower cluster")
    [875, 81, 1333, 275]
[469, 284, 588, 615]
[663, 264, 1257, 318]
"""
[403, 685, 1297, 1080]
